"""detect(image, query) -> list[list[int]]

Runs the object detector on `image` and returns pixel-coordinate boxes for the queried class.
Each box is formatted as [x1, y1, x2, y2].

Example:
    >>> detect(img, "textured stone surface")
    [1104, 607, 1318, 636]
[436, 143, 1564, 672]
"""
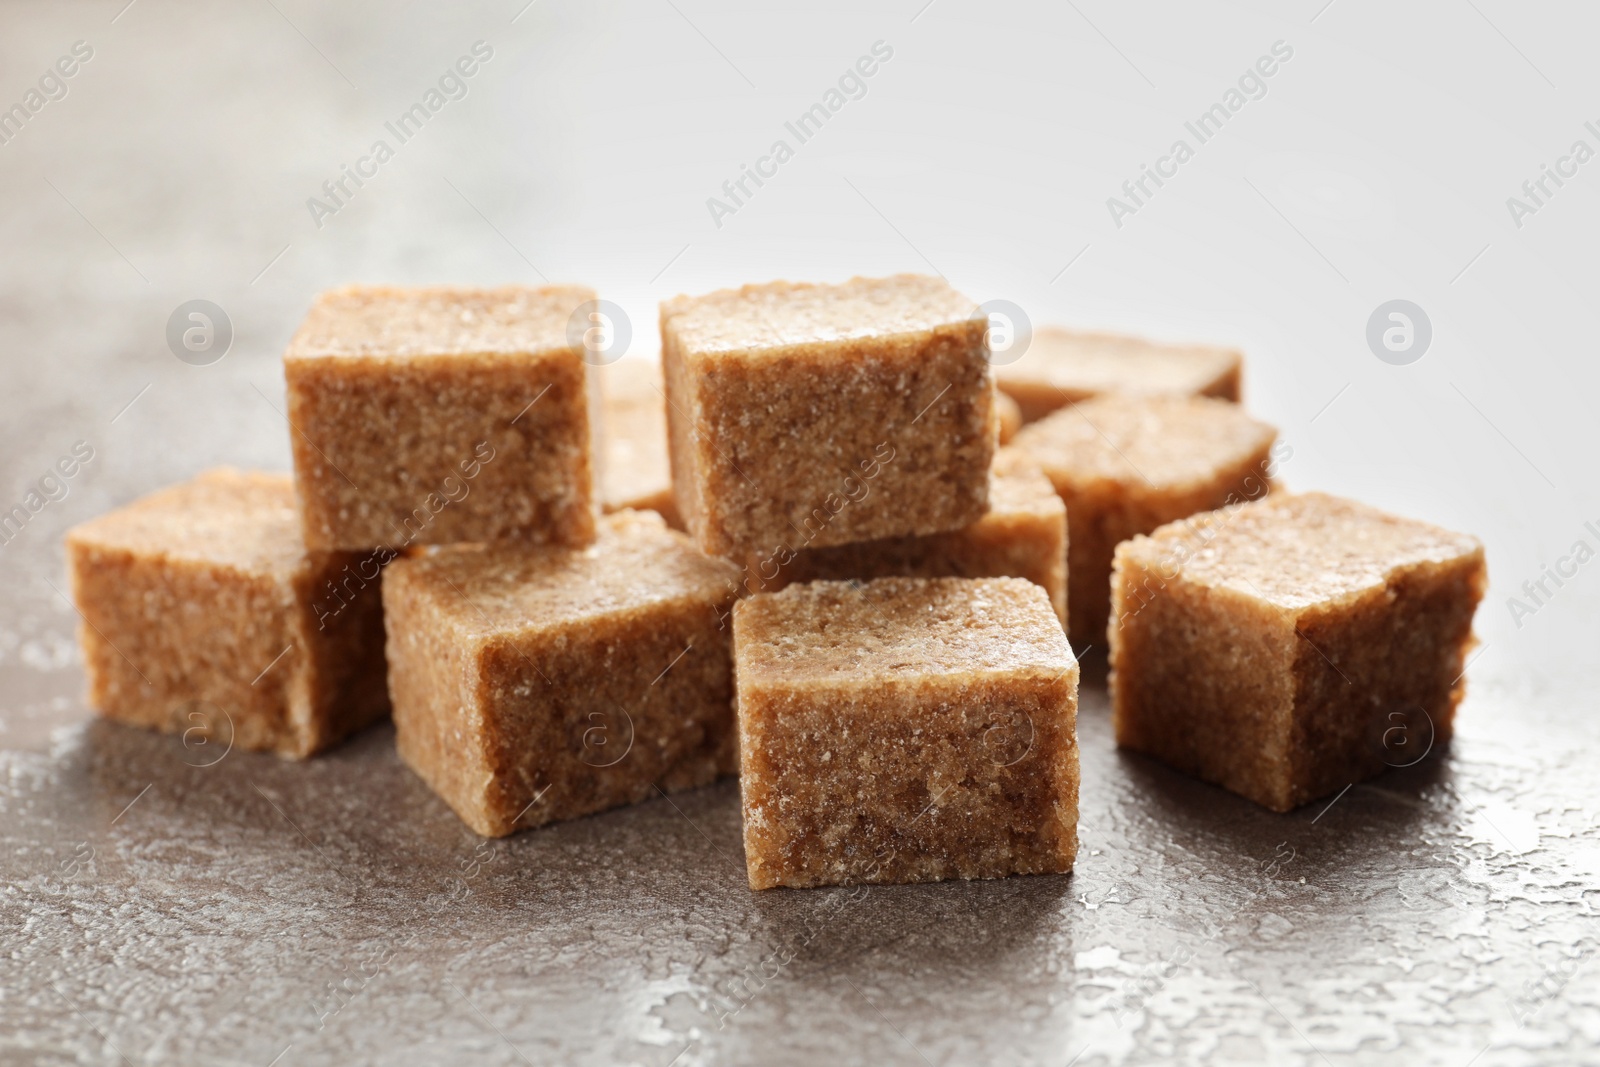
[3, 662, 1596, 1066]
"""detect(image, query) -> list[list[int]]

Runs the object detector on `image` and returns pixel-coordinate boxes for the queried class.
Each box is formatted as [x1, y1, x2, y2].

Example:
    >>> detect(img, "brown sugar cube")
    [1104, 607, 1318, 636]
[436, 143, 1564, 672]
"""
[1110, 492, 1486, 812]
[996, 327, 1242, 422]
[1014, 394, 1279, 647]
[65, 469, 388, 758]
[596, 359, 681, 528]
[661, 275, 994, 559]
[734, 577, 1079, 890]
[995, 388, 1023, 444]
[744, 447, 1067, 626]
[384, 510, 740, 837]
[285, 284, 599, 552]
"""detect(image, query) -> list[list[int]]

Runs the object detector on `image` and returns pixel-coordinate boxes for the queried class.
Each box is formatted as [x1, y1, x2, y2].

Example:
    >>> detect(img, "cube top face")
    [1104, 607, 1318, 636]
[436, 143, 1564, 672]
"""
[1014, 394, 1276, 495]
[65, 468, 302, 578]
[995, 327, 1241, 403]
[661, 274, 979, 356]
[285, 284, 595, 362]
[598, 360, 671, 513]
[1120, 491, 1486, 615]
[734, 576, 1073, 689]
[389, 510, 739, 642]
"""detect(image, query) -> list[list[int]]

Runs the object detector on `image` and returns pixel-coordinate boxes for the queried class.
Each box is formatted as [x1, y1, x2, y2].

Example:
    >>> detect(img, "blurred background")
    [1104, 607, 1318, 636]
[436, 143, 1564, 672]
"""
[5, 0, 1597, 732]
[3, 2, 1597, 1064]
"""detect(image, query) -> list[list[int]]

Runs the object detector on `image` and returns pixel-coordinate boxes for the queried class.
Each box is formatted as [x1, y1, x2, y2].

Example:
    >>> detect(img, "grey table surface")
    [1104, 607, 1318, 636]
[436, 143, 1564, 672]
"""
[3, 2, 1599, 1065]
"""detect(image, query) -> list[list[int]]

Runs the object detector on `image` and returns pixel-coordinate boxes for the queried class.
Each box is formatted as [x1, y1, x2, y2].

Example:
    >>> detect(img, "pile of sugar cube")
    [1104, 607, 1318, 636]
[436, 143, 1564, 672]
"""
[65, 275, 1486, 890]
